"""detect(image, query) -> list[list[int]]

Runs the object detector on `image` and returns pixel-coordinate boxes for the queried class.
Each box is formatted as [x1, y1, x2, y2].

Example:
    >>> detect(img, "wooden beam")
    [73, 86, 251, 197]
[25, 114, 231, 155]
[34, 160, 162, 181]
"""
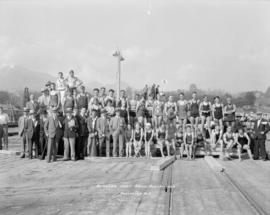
[150, 157, 175, 171]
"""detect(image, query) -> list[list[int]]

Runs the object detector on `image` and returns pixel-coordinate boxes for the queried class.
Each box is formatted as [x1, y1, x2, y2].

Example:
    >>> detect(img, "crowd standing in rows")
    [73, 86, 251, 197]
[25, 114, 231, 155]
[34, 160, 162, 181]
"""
[14, 70, 270, 163]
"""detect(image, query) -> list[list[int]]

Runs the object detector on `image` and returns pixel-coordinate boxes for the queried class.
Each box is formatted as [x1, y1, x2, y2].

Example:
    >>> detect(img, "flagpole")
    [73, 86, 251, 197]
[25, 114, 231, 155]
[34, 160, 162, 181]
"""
[113, 49, 125, 101]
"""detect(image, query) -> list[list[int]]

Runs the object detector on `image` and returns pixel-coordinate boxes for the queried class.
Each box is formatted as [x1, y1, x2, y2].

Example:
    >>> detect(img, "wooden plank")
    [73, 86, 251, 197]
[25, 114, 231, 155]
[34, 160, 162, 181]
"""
[150, 157, 175, 171]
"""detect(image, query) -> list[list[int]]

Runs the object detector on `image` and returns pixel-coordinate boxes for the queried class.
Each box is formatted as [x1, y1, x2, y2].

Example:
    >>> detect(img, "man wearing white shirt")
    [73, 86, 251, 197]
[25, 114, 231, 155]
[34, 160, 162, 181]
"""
[0, 107, 9, 150]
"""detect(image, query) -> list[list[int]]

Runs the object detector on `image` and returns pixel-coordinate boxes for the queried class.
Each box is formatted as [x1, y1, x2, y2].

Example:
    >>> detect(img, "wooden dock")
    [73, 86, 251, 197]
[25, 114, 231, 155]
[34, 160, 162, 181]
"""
[0, 153, 270, 215]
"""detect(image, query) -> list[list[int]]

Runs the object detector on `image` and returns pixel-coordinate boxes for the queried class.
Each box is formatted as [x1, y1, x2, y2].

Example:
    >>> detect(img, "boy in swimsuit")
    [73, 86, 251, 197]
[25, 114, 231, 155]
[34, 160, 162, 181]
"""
[212, 96, 224, 129]
[125, 123, 134, 158]
[189, 92, 200, 131]
[199, 95, 211, 130]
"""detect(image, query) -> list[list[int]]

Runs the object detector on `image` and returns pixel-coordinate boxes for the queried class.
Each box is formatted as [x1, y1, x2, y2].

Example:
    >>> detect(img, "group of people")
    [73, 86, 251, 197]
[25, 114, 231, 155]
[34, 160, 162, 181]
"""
[16, 70, 270, 163]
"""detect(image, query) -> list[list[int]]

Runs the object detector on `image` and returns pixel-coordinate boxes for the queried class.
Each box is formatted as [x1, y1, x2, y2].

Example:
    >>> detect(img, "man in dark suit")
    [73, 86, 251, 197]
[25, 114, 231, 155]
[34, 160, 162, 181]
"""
[109, 108, 126, 157]
[96, 109, 110, 157]
[44, 108, 62, 163]
[18, 108, 29, 158]
[39, 109, 48, 160]
[87, 110, 98, 157]
[77, 108, 88, 159]
[253, 112, 270, 161]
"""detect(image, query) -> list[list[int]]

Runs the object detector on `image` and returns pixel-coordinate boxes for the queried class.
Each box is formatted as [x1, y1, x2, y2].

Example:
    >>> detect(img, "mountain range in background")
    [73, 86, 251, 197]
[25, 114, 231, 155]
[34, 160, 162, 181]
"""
[0, 65, 131, 93]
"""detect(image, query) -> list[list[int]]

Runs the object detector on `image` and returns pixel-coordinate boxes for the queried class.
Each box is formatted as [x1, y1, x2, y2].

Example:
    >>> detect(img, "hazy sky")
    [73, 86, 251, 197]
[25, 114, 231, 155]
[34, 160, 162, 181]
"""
[0, 0, 270, 92]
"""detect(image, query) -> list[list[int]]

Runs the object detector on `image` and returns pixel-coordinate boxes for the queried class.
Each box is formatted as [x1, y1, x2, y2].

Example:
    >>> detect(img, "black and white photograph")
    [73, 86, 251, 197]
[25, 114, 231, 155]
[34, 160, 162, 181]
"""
[0, 0, 270, 214]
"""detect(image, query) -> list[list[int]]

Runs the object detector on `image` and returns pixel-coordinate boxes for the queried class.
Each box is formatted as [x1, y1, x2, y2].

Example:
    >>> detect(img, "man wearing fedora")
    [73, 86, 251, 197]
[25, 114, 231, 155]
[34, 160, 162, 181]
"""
[253, 112, 270, 161]
[109, 108, 126, 157]
[18, 108, 30, 158]
[97, 109, 110, 157]
[77, 107, 88, 159]
[44, 107, 62, 163]
[26, 110, 40, 159]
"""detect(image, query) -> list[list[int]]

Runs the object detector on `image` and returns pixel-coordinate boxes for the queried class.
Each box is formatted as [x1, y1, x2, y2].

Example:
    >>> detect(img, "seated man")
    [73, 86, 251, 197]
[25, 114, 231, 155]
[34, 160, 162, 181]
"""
[209, 125, 223, 156]
[193, 128, 205, 159]
[222, 126, 236, 159]
[235, 127, 252, 161]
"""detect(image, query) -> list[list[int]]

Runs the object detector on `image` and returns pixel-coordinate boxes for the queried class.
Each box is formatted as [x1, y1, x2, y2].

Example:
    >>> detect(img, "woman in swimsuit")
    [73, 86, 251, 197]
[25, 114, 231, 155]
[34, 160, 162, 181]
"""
[155, 123, 166, 157]
[153, 94, 164, 130]
[175, 126, 184, 158]
[125, 123, 134, 158]
[199, 95, 211, 130]
[184, 125, 194, 159]
[212, 96, 224, 129]
[144, 123, 154, 158]
[165, 121, 176, 157]
[164, 96, 177, 125]
[177, 93, 188, 131]
[133, 122, 143, 157]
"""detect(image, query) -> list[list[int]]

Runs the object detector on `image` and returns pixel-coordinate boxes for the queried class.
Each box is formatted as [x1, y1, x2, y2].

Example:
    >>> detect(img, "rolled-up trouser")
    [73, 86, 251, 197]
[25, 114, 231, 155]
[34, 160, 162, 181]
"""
[64, 137, 76, 160]
[112, 129, 124, 157]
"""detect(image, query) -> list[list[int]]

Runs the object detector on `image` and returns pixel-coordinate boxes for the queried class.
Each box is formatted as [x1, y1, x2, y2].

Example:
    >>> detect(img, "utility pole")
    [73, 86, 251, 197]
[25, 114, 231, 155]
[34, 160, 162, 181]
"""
[113, 49, 125, 101]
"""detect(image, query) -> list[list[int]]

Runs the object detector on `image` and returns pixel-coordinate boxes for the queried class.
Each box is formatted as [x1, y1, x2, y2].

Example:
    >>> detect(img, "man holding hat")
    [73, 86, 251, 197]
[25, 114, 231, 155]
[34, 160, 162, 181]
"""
[253, 112, 270, 161]
[109, 108, 126, 157]
[44, 107, 62, 163]
[96, 109, 110, 157]
[18, 108, 29, 158]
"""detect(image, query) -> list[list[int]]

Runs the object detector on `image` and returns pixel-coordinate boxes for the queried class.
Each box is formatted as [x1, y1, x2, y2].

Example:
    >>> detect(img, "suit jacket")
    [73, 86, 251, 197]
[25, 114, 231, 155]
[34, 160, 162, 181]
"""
[26, 101, 39, 112]
[254, 119, 270, 140]
[63, 116, 78, 138]
[44, 116, 62, 138]
[87, 116, 98, 135]
[96, 117, 110, 138]
[18, 115, 28, 137]
[109, 116, 125, 133]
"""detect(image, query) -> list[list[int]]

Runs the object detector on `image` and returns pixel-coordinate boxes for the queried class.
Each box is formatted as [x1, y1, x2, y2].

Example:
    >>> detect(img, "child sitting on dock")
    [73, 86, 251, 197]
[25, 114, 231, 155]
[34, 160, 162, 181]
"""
[133, 122, 143, 158]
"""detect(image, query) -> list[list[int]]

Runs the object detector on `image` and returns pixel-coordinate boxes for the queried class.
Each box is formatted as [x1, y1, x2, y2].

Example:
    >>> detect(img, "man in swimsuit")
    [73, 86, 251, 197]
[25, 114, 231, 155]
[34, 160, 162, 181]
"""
[189, 92, 200, 131]
[224, 97, 236, 129]
[65, 70, 83, 94]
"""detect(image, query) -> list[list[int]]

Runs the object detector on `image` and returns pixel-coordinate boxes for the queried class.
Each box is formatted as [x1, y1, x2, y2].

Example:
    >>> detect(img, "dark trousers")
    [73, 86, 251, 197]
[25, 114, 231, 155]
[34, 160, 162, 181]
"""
[254, 138, 267, 160]
[47, 137, 57, 162]
[98, 135, 110, 157]
[27, 136, 38, 158]
[77, 136, 87, 159]
[40, 134, 47, 159]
